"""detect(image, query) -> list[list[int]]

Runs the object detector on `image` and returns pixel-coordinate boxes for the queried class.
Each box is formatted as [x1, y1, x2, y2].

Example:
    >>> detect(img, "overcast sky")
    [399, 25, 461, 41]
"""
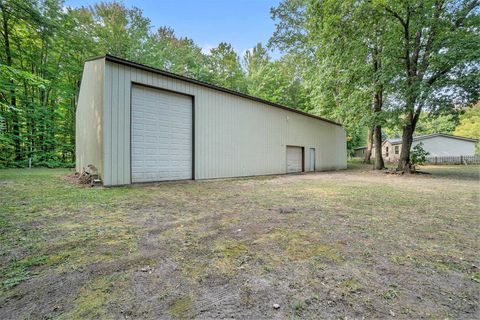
[64, 0, 282, 58]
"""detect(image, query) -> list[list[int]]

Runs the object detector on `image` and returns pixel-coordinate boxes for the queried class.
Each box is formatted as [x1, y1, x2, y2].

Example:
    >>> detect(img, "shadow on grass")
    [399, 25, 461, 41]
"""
[348, 160, 479, 182]
[421, 165, 480, 181]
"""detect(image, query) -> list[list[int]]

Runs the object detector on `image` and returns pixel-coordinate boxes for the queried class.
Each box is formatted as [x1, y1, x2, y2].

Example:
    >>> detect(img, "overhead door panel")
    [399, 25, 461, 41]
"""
[131, 85, 192, 182]
[286, 146, 303, 173]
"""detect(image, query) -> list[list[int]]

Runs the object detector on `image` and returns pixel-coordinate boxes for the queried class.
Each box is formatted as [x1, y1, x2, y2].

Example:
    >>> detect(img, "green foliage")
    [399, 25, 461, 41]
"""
[347, 126, 370, 155]
[207, 42, 247, 92]
[0, 65, 49, 89]
[384, 111, 460, 138]
[244, 45, 308, 109]
[0, 0, 99, 168]
[454, 103, 480, 154]
[408, 112, 459, 136]
[269, 0, 396, 157]
[0, 1, 318, 167]
[142, 26, 209, 80]
[410, 143, 430, 166]
[2, 0, 475, 168]
[270, 0, 479, 168]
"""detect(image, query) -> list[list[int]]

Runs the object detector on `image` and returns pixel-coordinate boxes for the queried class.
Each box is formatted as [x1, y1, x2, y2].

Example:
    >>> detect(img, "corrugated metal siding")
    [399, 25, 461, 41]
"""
[103, 60, 347, 186]
[75, 59, 104, 178]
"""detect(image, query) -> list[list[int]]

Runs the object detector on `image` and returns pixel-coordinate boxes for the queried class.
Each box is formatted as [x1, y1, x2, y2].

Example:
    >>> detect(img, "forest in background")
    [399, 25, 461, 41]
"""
[0, 0, 479, 168]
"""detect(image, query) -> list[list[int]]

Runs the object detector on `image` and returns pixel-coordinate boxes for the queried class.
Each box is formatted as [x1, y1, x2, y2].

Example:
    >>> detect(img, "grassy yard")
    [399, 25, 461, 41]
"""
[0, 164, 479, 319]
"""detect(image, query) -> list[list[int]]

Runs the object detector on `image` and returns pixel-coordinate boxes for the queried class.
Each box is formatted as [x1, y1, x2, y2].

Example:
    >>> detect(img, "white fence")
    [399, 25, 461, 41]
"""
[425, 155, 480, 165]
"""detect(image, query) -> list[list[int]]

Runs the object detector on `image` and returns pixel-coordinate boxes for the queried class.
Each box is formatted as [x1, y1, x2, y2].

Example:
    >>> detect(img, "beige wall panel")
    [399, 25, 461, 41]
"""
[75, 59, 105, 178]
[412, 136, 476, 156]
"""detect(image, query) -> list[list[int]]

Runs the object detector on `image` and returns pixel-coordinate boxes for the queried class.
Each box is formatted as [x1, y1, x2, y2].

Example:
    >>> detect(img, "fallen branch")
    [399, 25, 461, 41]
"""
[384, 168, 404, 175]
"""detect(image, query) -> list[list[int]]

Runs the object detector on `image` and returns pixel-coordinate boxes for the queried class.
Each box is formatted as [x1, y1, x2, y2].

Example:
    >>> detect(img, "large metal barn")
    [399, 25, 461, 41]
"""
[76, 55, 347, 186]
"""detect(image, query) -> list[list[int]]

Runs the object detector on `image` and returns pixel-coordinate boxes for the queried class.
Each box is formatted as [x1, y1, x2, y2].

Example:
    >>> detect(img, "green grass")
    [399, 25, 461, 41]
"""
[0, 169, 143, 294]
[0, 165, 479, 319]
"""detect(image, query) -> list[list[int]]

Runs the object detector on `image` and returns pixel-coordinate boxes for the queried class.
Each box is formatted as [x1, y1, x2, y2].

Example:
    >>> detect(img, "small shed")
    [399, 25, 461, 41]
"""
[76, 55, 347, 186]
[353, 147, 367, 158]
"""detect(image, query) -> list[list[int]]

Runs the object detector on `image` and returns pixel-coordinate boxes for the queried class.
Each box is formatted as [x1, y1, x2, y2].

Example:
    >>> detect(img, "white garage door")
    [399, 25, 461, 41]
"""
[131, 85, 192, 182]
[286, 146, 303, 173]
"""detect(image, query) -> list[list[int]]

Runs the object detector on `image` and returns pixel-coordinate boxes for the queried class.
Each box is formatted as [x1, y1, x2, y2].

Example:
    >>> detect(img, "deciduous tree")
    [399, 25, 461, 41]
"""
[270, 0, 393, 169]
[378, 0, 480, 171]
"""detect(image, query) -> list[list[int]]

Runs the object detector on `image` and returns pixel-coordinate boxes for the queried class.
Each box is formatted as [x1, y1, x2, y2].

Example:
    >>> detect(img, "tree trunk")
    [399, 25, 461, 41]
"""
[1, 2, 21, 161]
[370, 31, 384, 170]
[397, 108, 420, 172]
[373, 124, 384, 170]
[363, 127, 373, 163]
[11, 92, 20, 161]
[372, 89, 384, 170]
[397, 123, 414, 172]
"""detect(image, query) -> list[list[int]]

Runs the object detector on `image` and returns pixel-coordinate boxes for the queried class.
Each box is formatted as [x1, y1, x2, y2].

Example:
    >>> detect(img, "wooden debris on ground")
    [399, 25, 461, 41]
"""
[383, 166, 431, 175]
[384, 168, 405, 175]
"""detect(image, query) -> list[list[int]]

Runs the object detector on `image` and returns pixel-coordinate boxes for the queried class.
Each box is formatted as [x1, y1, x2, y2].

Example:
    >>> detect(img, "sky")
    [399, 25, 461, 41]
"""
[64, 0, 282, 58]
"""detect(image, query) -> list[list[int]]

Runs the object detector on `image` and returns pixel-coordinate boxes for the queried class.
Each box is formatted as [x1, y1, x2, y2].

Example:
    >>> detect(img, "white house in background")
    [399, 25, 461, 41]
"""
[76, 55, 347, 186]
[369, 133, 477, 162]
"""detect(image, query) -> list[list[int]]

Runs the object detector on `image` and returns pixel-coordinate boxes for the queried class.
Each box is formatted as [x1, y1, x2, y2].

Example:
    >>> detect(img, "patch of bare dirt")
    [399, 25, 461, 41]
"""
[60, 173, 95, 187]
[1, 165, 479, 319]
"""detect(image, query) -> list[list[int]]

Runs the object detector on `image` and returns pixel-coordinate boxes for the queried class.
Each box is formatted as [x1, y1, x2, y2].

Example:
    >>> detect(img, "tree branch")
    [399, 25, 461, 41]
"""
[410, 1, 427, 72]
[417, 0, 445, 79]
[426, 67, 450, 86]
[411, 29, 422, 73]
[413, 106, 422, 126]
[383, 5, 407, 28]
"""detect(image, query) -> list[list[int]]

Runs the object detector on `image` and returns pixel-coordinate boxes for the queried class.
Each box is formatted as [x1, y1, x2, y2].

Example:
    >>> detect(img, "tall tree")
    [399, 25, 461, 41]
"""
[244, 43, 271, 98]
[207, 42, 246, 92]
[0, 1, 153, 167]
[270, 0, 392, 169]
[85, 1, 150, 59]
[0, 1, 258, 167]
[0, 0, 20, 160]
[143, 27, 208, 80]
[244, 44, 308, 109]
[379, 0, 480, 171]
